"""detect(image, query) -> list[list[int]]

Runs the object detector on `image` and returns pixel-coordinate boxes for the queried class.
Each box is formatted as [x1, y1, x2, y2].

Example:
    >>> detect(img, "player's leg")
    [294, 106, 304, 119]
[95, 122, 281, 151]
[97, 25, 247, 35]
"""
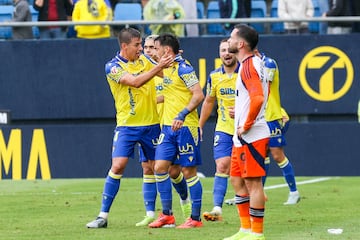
[136, 125, 163, 226]
[150, 159, 176, 228]
[269, 120, 300, 204]
[86, 126, 137, 228]
[86, 156, 129, 228]
[203, 156, 230, 221]
[177, 166, 203, 228]
[136, 156, 157, 226]
[223, 146, 251, 240]
[176, 126, 203, 228]
[242, 138, 268, 239]
[169, 165, 191, 220]
[149, 126, 177, 228]
[270, 146, 300, 205]
[204, 132, 232, 221]
[242, 177, 266, 240]
[266, 119, 300, 204]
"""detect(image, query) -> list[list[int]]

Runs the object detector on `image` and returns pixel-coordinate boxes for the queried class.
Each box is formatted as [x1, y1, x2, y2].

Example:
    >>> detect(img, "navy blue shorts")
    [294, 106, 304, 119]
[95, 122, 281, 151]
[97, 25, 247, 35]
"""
[155, 125, 202, 167]
[213, 131, 233, 160]
[267, 120, 289, 148]
[112, 124, 161, 160]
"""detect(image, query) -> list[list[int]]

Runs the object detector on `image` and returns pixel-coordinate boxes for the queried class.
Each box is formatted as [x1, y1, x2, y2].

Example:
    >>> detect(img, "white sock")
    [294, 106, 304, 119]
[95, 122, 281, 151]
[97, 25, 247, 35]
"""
[213, 206, 222, 214]
[99, 212, 108, 219]
[180, 198, 190, 205]
[146, 211, 155, 218]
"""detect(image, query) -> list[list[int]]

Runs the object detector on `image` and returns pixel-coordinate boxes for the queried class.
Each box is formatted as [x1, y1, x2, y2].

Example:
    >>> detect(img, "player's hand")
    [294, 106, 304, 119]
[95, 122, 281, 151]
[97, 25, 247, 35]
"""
[199, 128, 203, 141]
[228, 106, 235, 119]
[164, 14, 175, 21]
[237, 126, 247, 138]
[171, 119, 184, 131]
[282, 115, 289, 124]
[158, 54, 173, 69]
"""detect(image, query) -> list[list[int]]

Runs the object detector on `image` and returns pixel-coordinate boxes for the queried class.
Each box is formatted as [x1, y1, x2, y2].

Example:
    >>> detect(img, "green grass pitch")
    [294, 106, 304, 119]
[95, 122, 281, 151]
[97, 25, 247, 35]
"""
[0, 177, 358, 240]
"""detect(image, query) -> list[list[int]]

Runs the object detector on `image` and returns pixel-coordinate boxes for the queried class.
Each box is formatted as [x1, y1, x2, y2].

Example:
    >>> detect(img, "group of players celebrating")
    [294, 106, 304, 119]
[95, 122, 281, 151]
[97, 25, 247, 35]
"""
[86, 24, 300, 240]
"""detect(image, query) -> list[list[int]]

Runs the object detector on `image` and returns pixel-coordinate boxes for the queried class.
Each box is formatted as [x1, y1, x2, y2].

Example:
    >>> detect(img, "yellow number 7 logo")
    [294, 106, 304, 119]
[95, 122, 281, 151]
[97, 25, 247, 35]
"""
[299, 46, 354, 102]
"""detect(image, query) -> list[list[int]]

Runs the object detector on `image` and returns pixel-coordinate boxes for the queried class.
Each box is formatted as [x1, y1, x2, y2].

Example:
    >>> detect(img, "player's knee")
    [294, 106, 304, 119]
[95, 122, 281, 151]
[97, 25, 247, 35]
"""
[216, 157, 231, 174]
[182, 166, 197, 179]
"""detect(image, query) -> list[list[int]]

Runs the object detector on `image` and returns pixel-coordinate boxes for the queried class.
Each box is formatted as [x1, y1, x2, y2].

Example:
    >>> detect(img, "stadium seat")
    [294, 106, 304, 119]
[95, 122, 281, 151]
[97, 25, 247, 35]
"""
[0, 0, 12, 5]
[270, 0, 285, 34]
[250, 0, 266, 34]
[197, 1, 205, 35]
[309, 0, 320, 33]
[29, 6, 39, 39]
[206, 1, 225, 35]
[0, 5, 13, 39]
[197, 1, 205, 19]
[113, 3, 143, 32]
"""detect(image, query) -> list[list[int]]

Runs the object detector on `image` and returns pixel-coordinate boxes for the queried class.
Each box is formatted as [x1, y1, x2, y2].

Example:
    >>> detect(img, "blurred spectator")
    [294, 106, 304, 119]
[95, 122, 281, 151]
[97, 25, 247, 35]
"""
[143, 0, 185, 37]
[33, 0, 73, 39]
[72, 0, 112, 39]
[11, 0, 33, 39]
[351, 0, 360, 32]
[278, 0, 314, 34]
[178, 0, 198, 36]
[318, 0, 329, 34]
[323, 0, 352, 34]
[219, 0, 251, 34]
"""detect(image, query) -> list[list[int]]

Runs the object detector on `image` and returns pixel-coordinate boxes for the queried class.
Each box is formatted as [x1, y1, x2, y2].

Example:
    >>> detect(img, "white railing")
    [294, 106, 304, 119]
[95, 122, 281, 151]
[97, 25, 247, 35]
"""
[1, 16, 360, 27]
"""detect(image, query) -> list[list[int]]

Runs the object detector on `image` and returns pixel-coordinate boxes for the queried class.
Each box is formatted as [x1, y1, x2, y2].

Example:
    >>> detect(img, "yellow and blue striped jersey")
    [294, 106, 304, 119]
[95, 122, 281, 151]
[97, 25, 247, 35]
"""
[207, 62, 240, 135]
[162, 55, 200, 127]
[105, 53, 159, 127]
[264, 56, 283, 122]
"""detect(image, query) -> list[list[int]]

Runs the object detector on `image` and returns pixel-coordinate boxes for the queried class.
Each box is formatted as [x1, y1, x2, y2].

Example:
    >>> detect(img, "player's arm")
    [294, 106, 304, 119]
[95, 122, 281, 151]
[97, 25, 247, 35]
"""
[184, 83, 204, 114]
[199, 95, 216, 129]
[199, 75, 216, 129]
[228, 106, 235, 119]
[120, 55, 173, 88]
[238, 66, 264, 135]
[199, 94, 215, 141]
[172, 83, 204, 131]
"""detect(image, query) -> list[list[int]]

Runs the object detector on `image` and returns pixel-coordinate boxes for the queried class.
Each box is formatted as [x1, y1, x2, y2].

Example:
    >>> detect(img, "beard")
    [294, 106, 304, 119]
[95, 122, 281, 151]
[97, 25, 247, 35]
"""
[223, 60, 237, 68]
[228, 45, 239, 54]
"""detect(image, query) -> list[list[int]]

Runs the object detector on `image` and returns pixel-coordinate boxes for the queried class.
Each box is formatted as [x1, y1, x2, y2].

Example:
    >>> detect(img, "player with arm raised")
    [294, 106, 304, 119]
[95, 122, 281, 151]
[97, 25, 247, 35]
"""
[86, 27, 173, 228]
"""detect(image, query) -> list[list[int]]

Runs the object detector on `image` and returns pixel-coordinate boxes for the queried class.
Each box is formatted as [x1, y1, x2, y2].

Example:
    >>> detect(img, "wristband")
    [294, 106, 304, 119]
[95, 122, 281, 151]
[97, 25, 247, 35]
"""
[175, 108, 190, 121]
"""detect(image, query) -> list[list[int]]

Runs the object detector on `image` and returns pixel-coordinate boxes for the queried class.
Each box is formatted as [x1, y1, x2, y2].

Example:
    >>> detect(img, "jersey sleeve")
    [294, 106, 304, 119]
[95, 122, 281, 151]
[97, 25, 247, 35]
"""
[105, 61, 126, 83]
[206, 74, 216, 97]
[241, 60, 264, 131]
[178, 61, 199, 88]
[264, 57, 277, 82]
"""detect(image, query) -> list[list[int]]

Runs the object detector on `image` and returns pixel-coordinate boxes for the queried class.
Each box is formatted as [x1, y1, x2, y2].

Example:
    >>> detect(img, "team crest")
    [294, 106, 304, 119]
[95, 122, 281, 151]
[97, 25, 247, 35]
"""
[110, 66, 118, 74]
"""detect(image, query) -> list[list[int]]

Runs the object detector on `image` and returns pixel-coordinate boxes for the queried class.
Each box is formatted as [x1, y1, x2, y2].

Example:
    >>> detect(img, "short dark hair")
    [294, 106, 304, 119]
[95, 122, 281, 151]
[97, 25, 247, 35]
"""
[233, 24, 258, 50]
[220, 38, 229, 44]
[154, 33, 180, 54]
[118, 27, 141, 45]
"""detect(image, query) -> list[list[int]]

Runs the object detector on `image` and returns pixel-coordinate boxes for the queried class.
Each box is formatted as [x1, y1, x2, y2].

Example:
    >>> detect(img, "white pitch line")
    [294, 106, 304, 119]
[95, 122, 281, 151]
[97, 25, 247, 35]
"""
[264, 177, 335, 190]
